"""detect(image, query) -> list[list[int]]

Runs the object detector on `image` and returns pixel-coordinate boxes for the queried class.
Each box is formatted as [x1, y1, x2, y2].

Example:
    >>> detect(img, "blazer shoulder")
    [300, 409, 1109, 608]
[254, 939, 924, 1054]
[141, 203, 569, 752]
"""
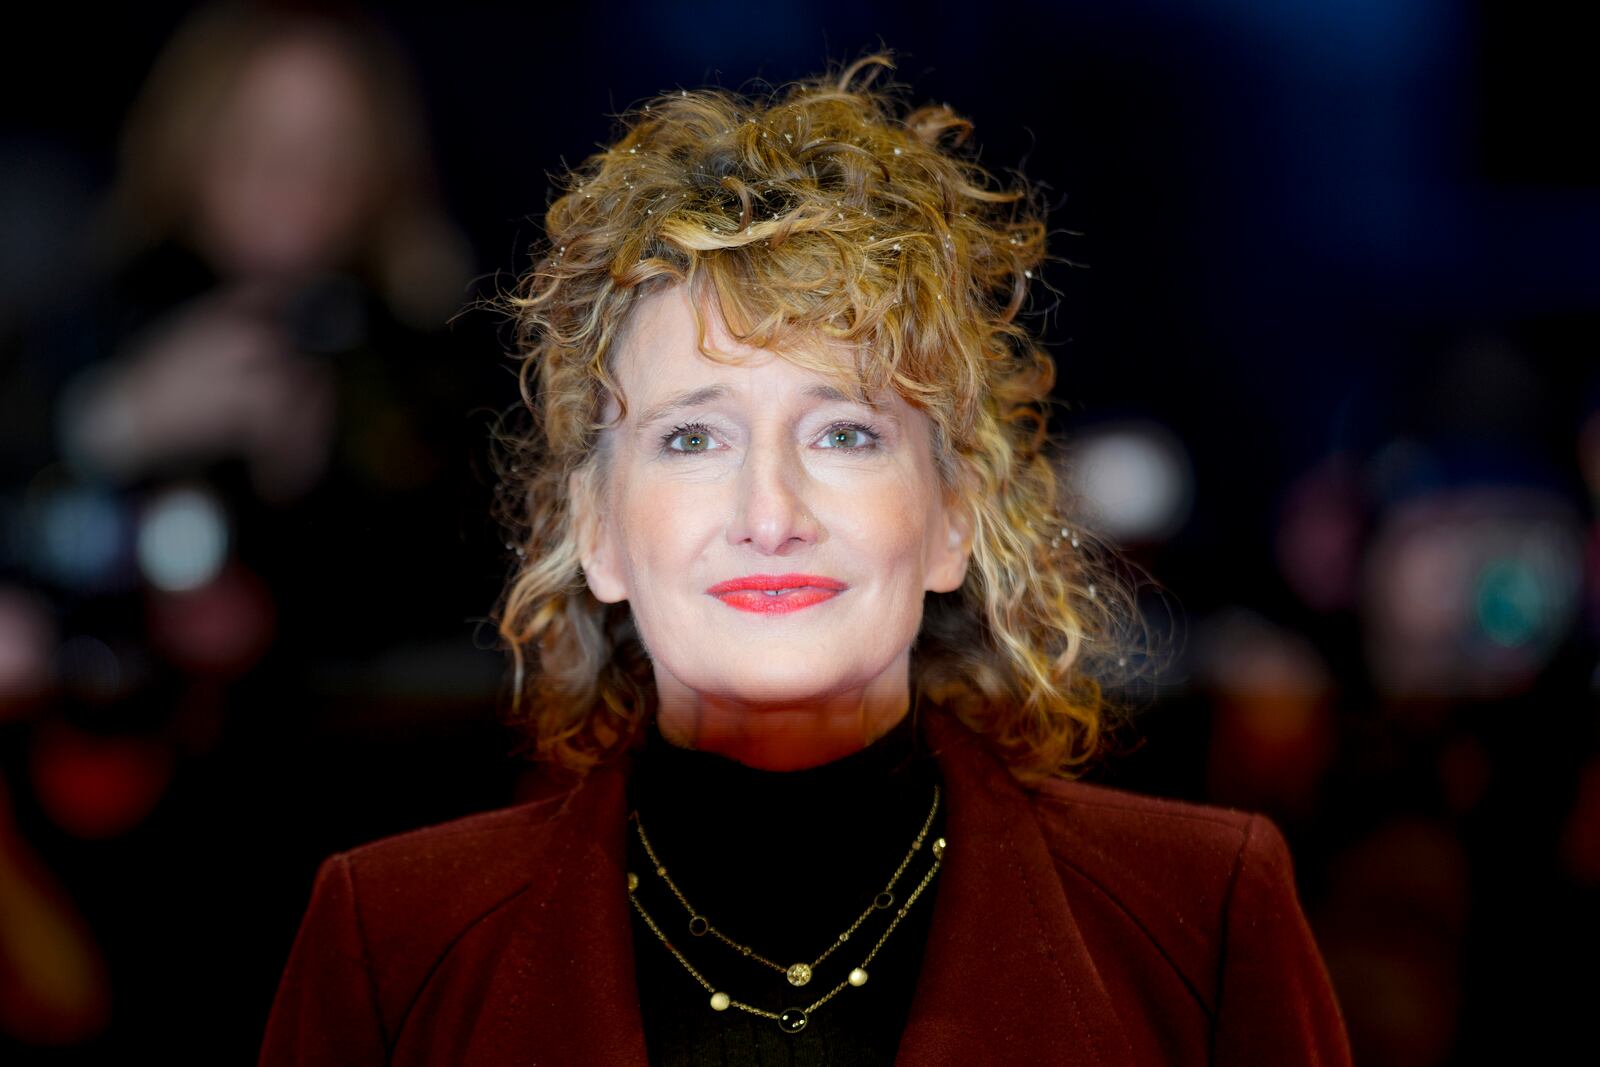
[267, 786, 603, 1059]
[290, 780, 614, 1040]
[342, 777, 594, 892]
[1024, 777, 1278, 1010]
[332, 784, 590, 957]
[1028, 775, 1257, 852]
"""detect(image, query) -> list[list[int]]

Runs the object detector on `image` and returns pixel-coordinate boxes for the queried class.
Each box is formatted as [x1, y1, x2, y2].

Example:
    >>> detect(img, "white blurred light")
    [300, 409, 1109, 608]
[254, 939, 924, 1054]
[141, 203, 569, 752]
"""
[1066, 421, 1194, 544]
[136, 486, 229, 592]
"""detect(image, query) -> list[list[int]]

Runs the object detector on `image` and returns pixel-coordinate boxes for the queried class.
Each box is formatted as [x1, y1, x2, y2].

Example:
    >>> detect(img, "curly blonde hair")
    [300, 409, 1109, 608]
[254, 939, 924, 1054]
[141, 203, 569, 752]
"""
[497, 54, 1140, 782]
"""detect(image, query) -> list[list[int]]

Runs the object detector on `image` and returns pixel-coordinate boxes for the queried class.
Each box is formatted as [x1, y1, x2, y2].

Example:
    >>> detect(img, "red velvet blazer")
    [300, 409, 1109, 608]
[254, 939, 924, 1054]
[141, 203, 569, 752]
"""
[259, 712, 1352, 1065]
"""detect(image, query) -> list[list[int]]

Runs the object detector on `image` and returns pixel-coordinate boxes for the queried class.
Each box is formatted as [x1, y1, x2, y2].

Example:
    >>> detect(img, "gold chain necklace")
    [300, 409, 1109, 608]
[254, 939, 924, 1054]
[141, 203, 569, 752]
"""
[626, 784, 947, 1035]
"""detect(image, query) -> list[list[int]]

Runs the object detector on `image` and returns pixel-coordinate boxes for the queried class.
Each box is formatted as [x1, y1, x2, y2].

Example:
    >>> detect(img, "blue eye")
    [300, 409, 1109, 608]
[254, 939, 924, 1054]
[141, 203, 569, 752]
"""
[662, 423, 718, 453]
[818, 423, 879, 449]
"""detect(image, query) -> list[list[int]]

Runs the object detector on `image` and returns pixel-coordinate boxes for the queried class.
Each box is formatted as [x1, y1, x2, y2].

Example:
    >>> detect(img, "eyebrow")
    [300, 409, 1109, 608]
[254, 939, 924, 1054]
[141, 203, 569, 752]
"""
[806, 383, 878, 407]
[637, 385, 730, 428]
[635, 382, 886, 428]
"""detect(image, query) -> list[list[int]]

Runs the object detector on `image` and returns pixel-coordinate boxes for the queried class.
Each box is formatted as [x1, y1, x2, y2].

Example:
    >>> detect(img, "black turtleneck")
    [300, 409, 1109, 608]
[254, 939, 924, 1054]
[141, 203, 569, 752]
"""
[625, 712, 945, 1067]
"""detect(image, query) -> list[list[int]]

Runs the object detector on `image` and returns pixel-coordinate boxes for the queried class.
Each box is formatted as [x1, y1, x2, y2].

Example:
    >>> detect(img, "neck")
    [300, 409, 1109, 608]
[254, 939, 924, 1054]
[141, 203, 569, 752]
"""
[652, 654, 913, 770]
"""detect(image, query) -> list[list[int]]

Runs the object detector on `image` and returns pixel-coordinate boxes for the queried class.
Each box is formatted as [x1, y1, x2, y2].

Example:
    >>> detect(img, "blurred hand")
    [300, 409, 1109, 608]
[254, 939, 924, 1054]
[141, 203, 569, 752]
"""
[60, 287, 336, 501]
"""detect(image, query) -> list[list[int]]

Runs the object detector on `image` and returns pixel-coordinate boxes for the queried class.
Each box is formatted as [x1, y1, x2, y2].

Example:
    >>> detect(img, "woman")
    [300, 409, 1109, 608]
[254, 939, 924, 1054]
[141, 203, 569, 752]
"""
[0, 5, 486, 1054]
[55, 0, 469, 502]
[260, 56, 1352, 1065]
[29, 0, 484, 661]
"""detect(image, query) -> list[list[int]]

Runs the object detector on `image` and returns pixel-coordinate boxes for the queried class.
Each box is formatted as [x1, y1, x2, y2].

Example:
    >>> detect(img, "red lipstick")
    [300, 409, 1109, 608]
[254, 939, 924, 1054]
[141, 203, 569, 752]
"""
[705, 573, 847, 615]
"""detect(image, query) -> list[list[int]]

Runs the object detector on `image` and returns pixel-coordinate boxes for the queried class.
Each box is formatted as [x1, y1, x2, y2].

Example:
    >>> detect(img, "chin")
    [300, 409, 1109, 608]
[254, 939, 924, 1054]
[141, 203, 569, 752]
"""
[717, 673, 870, 707]
[695, 650, 889, 707]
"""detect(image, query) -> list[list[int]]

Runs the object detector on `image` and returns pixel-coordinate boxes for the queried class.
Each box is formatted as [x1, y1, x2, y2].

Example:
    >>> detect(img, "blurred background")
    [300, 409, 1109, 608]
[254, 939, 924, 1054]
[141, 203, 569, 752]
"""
[1, 1, 1595, 1063]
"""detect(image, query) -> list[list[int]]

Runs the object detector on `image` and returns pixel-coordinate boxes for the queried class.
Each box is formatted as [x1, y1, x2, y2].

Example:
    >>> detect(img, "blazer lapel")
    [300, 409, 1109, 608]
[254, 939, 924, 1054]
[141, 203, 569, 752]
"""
[894, 712, 1138, 1067]
[525, 764, 652, 1064]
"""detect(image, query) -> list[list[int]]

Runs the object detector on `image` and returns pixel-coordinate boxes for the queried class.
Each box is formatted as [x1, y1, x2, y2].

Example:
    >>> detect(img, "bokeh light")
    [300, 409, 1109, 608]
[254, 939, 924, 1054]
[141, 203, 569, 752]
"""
[23, 474, 131, 592]
[0, 586, 55, 718]
[135, 485, 230, 593]
[1363, 486, 1585, 703]
[1062, 419, 1194, 545]
[53, 635, 128, 704]
[27, 722, 176, 840]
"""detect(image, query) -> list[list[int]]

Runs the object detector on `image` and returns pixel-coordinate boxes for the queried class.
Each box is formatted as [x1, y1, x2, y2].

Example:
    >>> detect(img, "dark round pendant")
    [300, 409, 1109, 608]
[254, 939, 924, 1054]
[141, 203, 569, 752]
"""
[687, 915, 709, 937]
[778, 1008, 808, 1034]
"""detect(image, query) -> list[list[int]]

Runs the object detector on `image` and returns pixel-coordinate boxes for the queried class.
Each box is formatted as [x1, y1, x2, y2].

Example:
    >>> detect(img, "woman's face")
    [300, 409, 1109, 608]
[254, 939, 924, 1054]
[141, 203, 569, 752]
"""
[195, 33, 378, 281]
[576, 285, 970, 768]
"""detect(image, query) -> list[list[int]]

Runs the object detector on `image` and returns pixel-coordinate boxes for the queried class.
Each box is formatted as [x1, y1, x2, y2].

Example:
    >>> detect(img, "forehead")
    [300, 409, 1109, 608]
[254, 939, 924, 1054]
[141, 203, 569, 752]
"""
[609, 284, 875, 411]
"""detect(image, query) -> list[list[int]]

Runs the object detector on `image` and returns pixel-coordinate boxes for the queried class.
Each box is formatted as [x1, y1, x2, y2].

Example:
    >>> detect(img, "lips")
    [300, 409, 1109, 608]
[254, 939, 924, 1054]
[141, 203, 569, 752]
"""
[705, 573, 847, 615]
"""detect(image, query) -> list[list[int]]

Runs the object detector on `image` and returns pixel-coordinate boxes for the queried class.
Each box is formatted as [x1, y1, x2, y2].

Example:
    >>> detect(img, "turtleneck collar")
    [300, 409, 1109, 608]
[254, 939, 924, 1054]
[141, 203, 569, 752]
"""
[625, 708, 943, 960]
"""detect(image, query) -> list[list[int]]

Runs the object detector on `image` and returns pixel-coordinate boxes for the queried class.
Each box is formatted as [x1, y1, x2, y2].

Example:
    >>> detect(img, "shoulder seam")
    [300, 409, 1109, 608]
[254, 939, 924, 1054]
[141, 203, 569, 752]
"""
[336, 851, 392, 1054]
[1207, 813, 1258, 1066]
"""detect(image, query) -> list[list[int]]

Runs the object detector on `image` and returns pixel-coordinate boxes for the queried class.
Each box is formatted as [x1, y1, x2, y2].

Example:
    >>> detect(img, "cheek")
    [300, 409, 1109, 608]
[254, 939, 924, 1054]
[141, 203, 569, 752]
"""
[829, 477, 937, 586]
[611, 473, 717, 588]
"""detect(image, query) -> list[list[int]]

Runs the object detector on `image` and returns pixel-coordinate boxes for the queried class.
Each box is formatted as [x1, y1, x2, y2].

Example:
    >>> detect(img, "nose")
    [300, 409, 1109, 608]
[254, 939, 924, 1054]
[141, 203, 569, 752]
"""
[727, 436, 822, 554]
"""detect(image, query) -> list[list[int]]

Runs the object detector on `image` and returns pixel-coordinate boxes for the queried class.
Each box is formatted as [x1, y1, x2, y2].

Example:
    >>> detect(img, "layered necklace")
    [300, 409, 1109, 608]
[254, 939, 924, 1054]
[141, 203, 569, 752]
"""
[627, 784, 946, 1035]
